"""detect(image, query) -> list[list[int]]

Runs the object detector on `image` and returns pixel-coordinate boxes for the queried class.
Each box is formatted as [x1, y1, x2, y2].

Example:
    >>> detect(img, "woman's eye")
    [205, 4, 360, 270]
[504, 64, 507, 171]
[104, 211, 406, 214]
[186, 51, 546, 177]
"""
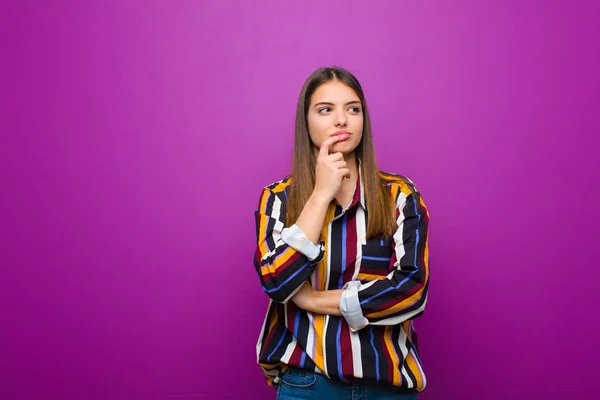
[349, 107, 361, 113]
[318, 107, 331, 114]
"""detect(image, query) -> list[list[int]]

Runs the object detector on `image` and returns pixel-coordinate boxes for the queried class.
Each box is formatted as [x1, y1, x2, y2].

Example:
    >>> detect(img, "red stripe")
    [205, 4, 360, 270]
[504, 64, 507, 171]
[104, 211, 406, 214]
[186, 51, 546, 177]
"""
[266, 251, 303, 279]
[287, 343, 304, 366]
[339, 320, 354, 379]
[286, 303, 297, 332]
[369, 282, 423, 316]
[343, 210, 358, 283]
[379, 330, 394, 383]
[259, 320, 280, 360]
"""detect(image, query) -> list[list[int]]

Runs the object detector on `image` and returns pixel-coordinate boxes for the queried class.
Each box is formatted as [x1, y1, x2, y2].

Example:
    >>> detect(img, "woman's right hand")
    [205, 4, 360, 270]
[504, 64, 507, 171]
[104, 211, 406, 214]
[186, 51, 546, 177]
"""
[313, 136, 351, 202]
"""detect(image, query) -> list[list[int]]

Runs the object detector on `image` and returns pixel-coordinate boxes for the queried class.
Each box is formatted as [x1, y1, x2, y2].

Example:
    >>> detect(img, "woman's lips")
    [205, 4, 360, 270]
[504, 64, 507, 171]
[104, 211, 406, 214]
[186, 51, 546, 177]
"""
[332, 132, 350, 141]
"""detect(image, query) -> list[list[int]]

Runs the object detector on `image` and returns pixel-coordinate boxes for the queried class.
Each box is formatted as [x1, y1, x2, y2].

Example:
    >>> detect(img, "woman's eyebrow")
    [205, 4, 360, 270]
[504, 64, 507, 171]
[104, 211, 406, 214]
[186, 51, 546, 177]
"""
[313, 100, 362, 108]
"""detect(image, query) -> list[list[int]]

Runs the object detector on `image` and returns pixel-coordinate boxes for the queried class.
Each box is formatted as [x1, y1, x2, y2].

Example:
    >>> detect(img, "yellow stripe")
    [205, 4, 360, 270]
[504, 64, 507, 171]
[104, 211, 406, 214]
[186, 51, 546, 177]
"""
[390, 185, 399, 201]
[383, 326, 401, 386]
[313, 314, 325, 370]
[420, 196, 430, 271]
[258, 191, 270, 256]
[271, 180, 289, 193]
[399, 184, 412, 197]
[311, 202, 333, 373]
[365, 279, 426, 319]
[401, 321, 410, 337]
[258, 362, 280, 388]
[406, 348, 423, 389]
[403, 321, 423, 389]
[315, 203, 336, 290]
[260, 246, 295, 276]
[357, 273, 386, 281]
[268, 306, 278, 330]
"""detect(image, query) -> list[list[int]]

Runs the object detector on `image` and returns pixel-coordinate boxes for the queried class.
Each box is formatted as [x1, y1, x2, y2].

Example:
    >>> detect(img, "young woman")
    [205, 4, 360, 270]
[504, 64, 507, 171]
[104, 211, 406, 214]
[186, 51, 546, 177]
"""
[254, 66, 430, 399]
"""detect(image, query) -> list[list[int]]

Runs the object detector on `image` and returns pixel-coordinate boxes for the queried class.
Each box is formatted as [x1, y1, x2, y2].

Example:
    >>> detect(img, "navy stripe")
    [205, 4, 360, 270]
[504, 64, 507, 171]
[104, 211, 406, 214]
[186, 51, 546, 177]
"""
[362, 256, 391, 262]
[266, 329, 287, 362]
[263, 261, 310, 293]
[369, 327, 380, 382]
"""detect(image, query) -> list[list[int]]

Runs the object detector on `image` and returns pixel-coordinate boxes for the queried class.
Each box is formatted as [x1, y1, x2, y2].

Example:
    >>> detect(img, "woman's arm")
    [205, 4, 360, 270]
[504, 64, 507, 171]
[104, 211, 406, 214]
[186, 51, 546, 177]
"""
[254, 136, 348, 303]
[292, 282, 343, 316]
[292, 187, 430, 332]
[342, 189, 430, 331]
[294, 135, 349, 243]
[254, 187, 323, 304]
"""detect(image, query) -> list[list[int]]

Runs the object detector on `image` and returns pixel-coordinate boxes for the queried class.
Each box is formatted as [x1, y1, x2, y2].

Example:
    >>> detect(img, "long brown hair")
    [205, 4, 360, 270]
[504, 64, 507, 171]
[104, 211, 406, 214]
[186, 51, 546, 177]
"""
[286, 66, 396, 239]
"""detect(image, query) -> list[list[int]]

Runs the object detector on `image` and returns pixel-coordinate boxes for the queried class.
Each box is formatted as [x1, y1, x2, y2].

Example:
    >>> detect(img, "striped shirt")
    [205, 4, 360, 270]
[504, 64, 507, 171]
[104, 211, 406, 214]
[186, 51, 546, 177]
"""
[253, 170, 430, 391]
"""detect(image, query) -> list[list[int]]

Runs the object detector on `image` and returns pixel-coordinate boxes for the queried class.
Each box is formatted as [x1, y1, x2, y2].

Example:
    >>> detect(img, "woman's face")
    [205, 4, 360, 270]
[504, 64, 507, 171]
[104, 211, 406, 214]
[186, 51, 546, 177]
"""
[307, 80, 364, 156]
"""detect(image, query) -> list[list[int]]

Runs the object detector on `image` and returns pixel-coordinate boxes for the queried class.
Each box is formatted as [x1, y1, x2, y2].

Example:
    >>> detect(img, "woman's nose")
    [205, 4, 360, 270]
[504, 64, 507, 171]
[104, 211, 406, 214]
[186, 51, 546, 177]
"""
[335, 111, 347, 127]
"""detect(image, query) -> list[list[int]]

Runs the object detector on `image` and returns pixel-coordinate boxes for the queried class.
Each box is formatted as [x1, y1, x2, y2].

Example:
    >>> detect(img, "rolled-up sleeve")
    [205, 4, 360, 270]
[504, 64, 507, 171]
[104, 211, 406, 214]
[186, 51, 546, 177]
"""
[254, 188, 324, 303]
[340, 188, 430, 330]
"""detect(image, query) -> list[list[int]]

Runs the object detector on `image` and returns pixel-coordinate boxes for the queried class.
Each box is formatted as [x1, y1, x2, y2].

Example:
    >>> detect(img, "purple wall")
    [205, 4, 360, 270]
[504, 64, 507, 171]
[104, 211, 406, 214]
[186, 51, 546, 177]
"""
[2, 1, 599, 399]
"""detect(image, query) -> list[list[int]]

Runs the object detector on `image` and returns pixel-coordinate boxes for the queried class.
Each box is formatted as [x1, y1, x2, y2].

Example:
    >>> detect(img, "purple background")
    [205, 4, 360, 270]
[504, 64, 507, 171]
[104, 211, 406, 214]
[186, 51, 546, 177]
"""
[1, 1, 599, 399]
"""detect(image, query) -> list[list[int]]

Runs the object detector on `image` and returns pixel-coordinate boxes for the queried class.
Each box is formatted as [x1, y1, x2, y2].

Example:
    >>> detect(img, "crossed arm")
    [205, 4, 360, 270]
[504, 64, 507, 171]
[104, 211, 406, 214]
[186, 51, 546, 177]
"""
[292, 282, 343, 316]
[254, 184, 430, 331]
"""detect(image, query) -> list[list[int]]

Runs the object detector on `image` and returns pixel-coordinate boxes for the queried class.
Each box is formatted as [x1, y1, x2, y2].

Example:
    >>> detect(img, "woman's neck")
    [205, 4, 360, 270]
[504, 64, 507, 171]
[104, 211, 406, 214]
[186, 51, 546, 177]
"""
[343, 152, 359, 180]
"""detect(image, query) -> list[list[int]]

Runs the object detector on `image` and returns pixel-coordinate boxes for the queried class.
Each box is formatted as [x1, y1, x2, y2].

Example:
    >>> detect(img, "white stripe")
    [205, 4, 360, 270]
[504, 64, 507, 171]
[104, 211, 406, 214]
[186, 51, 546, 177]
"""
[410, 347, 426, 389]
[261, 194, 286, 261]
[256, 300, 272, 360]
[370, 296, 427, 326]
[356, 206, 367, 247]
[318, 218, 332, 375]
[396, 325, 414, 388]
[321, 314, 329, 377]
[323, 220, 333, 290]
[271, 194, 283, 228]
[280, 338, 297, 364]
[353, 207, 367, 281]
[359, 167, 366, 208]
[306, 311, 315, 361]
[393, 192, 409, 268]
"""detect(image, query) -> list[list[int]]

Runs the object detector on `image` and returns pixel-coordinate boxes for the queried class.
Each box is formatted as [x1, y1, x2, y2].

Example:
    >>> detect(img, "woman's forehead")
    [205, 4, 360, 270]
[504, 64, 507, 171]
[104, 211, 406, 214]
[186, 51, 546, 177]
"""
[310, 81, 360, 104]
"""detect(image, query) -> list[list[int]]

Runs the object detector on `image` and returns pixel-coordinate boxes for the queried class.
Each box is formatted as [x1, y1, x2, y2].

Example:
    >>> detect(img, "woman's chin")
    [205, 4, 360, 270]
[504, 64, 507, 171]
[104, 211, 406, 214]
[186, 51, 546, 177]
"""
[333, 141, 358, 155]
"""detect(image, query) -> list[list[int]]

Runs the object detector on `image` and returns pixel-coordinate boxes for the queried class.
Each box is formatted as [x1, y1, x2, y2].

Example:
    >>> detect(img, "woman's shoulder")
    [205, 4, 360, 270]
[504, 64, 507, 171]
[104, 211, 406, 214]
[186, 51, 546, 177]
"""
[378, 170, 420, 194]
[261, 175, 292, 195]
[255, 176, 292, 212]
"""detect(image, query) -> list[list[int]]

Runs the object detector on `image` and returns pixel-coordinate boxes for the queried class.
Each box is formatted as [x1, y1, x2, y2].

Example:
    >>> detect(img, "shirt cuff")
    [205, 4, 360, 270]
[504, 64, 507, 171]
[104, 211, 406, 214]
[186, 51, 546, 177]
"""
[340, 281, 369, 332]
[280, 224, 324, 263]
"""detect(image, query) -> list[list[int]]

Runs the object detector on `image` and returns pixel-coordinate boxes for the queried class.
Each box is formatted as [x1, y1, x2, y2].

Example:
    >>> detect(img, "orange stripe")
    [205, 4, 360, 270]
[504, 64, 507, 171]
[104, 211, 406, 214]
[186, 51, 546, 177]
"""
[258, 191, 270, 256]
[406, 348, 423, 389]
[357, 273, 387, 281]
[268, 306, 278, 330]
[260, 246, 295, 276]
[398, 184, 412, 197]
[366, 280, 426, 319]
[383, 326, 401, 386]
[271, 180, 289, 193]
[316, 203, 336, 290]
[313, 314, 325, 371]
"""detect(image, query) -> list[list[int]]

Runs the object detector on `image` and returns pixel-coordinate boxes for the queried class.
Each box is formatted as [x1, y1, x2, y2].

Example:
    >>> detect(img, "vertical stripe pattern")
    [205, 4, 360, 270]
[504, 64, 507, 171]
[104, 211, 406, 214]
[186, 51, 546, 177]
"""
[254, 171, 430, 392]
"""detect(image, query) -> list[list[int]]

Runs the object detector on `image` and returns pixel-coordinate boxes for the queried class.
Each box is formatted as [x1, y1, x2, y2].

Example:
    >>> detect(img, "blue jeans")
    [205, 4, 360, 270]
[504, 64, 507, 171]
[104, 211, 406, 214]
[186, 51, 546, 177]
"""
[276, 367, 418, 400]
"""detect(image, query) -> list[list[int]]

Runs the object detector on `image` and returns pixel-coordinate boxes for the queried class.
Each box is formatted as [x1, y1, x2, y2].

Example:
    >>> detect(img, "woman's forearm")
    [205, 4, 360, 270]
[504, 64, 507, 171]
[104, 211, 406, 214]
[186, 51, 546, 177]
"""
[293, 282, 343, 316]
[294, 191, 330, 244]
